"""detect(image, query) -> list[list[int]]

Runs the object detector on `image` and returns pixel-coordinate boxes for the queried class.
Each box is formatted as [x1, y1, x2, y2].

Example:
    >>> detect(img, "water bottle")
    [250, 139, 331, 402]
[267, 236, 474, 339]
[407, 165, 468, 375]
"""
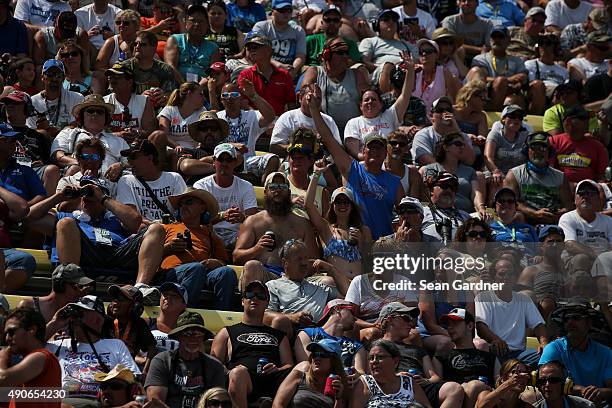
[324, 374, 338, 398]
[478, 376, 489, 385]
[257, 357, 268, 374]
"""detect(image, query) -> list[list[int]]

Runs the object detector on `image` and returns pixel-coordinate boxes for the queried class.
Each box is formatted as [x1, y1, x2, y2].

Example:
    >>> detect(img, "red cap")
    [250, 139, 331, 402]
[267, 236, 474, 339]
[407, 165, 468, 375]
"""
[0, 91, 30, 104]
[318, 299, 359, 325]
[208, 62, 230, 75]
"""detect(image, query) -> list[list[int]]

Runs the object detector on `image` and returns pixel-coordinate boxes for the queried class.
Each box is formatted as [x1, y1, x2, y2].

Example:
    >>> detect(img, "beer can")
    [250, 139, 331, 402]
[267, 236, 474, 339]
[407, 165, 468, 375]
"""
[257, 357, 268, 374]
[324, 374, 338, 398]
[478, 376, 489, 385]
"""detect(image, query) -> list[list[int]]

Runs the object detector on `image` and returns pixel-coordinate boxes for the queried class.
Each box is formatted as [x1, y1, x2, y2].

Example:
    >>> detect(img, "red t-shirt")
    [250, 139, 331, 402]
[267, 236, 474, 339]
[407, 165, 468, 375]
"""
[238, 65, 295, 116]
[549, 133, 608, 183]
[8, 348, 62, 408]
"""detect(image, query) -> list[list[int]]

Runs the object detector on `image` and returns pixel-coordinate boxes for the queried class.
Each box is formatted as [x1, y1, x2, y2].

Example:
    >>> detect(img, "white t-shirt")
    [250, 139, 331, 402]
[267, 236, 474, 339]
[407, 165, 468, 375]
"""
[75, 3, 120, 49]
[50, 129, 129, 174]
[545, 0, 593, 30]
[568, 57, 609, 80]
[46, 338, 140, 399]
[410, 126, 474, 164]
[104, 93, 148, 130]
[392, 6, 437, 39]
[28, 89, 84, 130]
[270, 108, 342, 146]
[193, 175, 257, 246]
[157, 106, 206, 149]
[116, 172, 187, 221]
[217, 109, 265, 160]
[14, 0, 71, 26]
[525, 59, 569, 90]
[57, 172, 117, 198]
[344, 104, 400, 147]
[475, 291, 545, 351]
[559, 210, 612, 254]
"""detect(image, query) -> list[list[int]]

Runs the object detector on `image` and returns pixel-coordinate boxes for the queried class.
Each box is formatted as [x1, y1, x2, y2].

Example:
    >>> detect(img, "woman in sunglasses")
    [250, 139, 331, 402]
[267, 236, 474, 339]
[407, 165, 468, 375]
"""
[420, 132, 487, 217]
[451, 218, 496, 284]
[475, 359, 534, 408]
[198, 387, 231, 408]
[432, 27, 468, 81]
[273, 338, 348, 408]
[96, 9, 141, 71]
[57, 40, 91, 96]
[453, 80, 488, 143]
[383, 130, 427, 200]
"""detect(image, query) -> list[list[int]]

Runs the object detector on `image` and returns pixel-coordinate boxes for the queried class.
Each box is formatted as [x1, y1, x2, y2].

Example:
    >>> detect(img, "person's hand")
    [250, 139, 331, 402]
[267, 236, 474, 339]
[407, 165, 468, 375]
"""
[120, 401, 144, 408]
[0, 346, 12, 368]
[261, 362, 279, 374]
[399, 125, 419, 138]
[292, 195, 305, 207]
[399, 51, 414, 69]
[499, 372, 529, 393]
[305, 85, 322, 113]
[87, 25, 101, 38]
[348, 227, 361, 244]
[239, 78, 257, 99]
[313, 159, 332, 175]
[290, 311, 314, 326]
[224, 206, 245, 223]
[345, 369, 360, 388]
[50, 304, 72, 328]
[442, 112, 460, 131]
[105, 162, 124, 182]
[581, 385, 602, 403]
[36, 114, 49, 130]
[142, 399, 170, 408]
[87, 185, 105, 202]
[101, 26, 114, 40]
[232, 142, 248, 153]
[201, 258, 225, 270]
[156, 16, 176, 31]
[492, 169, 504, 184]
[331, 376, 344, 398]
[207, 76, 218, 94]
[469, 134, 486, 146]
[166, 236, 188, 253]
[490, 337, 509, 357]
[534, 208, 556, 223]
[255, 233, 275, 253]
[312, 259, 334, 274]
[59, 185, 81, 201]
[478, 205, 492, 222]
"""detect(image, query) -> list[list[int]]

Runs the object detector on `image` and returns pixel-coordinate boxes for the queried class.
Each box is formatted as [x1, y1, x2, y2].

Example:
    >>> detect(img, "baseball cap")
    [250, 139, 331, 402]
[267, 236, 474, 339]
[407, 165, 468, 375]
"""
[318, 299, 358, 325]
[244, 33, 271, 47]
[0, 122, 21, 138]
[527, 132, 550, 146]
[70, 295, 106, 316]
[272, 0, 292, 9]
[555, 79, 582, 94]
[168, 311, 213, 339]
[105, 62, 133, 78]
[364, 133, 387, 146]
[563, 105, 590, 121]
[187, 4, 206, 15]
[331, 187, 355, 204]
[501, 104, 525, 118]
[79, 176, 110, 195]
[264, 171, 289, 188]
[207, 61, 230, 76]
[493, 187, 516, 203]
[120, 139, 159, 158]
[306, 338, 342, 358]
[440, 308, 475, 323]
[587, 31, 612, 45]
[491, 25, 508, 37]
[538, 225, 565, 241]
[588, 8, 609, 31]
[557, 299, 598, 319]
[0, 90, 30, 104]
[323, 4, 342, 16]
[243, 280, 270, 300]
[213, 143, 237, 159]
[377, 9, 400, 20]
[51, 263, 94, 287]
[576, 179, 599, 193]
[417, 38, 440, 53]
[108, 284, 143, 302]
[397, 196, 424, 215]
[525, 7, 545, 18]
[377, 302, 419, 323]
[42, 59, 65, 74]
[431, 96, 453, 112]
[94, 364, 136, 384]
[160, 282, 189, 304]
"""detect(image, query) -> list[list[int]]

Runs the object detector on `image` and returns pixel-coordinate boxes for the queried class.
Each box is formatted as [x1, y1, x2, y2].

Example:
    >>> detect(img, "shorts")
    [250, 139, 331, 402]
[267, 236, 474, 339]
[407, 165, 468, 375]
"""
[245, 154, 277, 178]
[78, 227, 148, 272]
[32, 164, 47, 180]
[421, 381, 444, 407]
[237, 262, 282, 293]
[2, 249, 36, 277]
[249, 367, 292, 400]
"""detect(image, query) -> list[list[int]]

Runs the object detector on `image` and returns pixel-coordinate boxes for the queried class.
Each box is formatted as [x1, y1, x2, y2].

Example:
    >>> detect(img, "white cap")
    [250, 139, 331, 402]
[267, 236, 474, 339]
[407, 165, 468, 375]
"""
[213, 143, 237, 159]
[331, 187, 355, 203]
[397, 196, 424, 215]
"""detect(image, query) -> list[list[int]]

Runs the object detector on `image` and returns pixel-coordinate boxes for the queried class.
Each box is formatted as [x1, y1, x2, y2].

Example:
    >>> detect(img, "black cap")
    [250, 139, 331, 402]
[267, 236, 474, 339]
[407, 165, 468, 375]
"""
[120, 139, 159, 158]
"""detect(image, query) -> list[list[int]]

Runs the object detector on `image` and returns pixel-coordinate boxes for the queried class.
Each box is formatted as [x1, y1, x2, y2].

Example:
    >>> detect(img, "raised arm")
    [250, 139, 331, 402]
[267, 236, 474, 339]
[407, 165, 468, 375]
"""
[305, 161, 333, 243]
[393, 54, 416, 122]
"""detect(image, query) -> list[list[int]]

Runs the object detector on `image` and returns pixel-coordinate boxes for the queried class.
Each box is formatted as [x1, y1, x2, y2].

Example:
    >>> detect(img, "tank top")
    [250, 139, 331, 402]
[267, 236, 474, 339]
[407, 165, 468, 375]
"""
[104, 93, 148, 132]
[362, 374, 414, 408]
[226, 322, 285, 374]
[317, 66, 361, 133]
[511, 163, 565, 212]
[9, 348, 61, 408]
[382, 162, 410, 195]
[40, 27, 85, 60]
[205, 26, 240, 58]
[109, 34, 129, 65]
[293, 371, 334, 408]
[173, 33, 219, 81]
[289, 178, 323, 220]
[533, 267, 564, 301]
[414, 65, 446, 116]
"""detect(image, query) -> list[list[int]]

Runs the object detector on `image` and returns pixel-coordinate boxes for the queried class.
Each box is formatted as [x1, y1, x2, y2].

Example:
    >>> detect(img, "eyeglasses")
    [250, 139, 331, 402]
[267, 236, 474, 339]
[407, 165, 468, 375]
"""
[99, 382, 127, 391]
[369, 354, 392, 362]
[466, 230, 488, 238]
[207, 400, 232, 408]
[115, 19, 132, 26]
[215, 156, 235, 163]
[60, 50, 80, 58]
[85, 108, 106, 116]
[496, 198, 516, 205]
[537, 377, 564, 385]
[243, 291, 267, 301]
[44, 71, 64, 79]
[334, 198, 352, 206]
[221, 91, 241, 99]
[448, 140, 464, 148]
[267, 183, 289, 191]
[391, 313, 413, 322]
[323, 17, 341, 23]
[389, 140, 407, 147]
[437, 40, 454, 46]
[397, 207, 420, 215]
[78, 153, 100, 161]
[419, 48, 437, 56]
[311, 351, 335, 359]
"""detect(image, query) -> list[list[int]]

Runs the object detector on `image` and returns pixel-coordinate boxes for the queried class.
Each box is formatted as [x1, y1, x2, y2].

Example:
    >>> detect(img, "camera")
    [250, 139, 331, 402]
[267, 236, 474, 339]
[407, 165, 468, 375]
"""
[64, 186, 94, 199]
[59, 305, 83, 320]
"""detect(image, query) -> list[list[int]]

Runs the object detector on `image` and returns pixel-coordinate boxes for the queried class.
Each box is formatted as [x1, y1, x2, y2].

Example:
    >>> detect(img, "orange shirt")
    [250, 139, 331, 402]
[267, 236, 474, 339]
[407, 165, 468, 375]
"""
[8, 348, 61, 408]
[161, 223, 228, 270]
[140, 17, 181, 58]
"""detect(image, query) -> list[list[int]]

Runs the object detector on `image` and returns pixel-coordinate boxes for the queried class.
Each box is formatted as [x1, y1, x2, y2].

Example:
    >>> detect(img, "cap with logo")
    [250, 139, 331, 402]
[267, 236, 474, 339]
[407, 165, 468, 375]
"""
[501, 104, 525, 118]
[323, 4, 342, 16]
[69, 295, 106, 316]
[440, 308, 475, 323]
[264, 171, 289, 188]
[364, 133, 387, 146]
[331, 187, 355, 204]
[213, 143, 238, 159]
[526, 132, 550, 146]
[207, 61, 230, 76]
[575, 179, 599, 194]
[272, 0, 292, 9]
[244, 33, 272, 47]
[243, 280, 270, 300]
[305, 338, 342, 357]
[43, 59, 65, 74]
[377, 302, 419, 323]
[108, 284, 143, 302]
[105, 62, 133, 78]
[160, 282, 189, 304]
[0, 122, 21, 138]
[0, 90, 30, 104]
[431, 96, 453, 112]
[79, 176, 111, 195]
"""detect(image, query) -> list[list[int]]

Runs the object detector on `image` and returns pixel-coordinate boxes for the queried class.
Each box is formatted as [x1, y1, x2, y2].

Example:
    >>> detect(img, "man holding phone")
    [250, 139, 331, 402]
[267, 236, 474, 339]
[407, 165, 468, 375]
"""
[75, 0, 120, 50]
[392, 0, 437, 39]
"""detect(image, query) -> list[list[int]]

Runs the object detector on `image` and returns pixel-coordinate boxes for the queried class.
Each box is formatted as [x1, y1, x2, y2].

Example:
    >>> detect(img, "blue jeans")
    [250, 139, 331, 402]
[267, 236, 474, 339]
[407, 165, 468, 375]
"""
[165, 262, 237, 310]
[2, 249, 36, 277]
[501, 349, 541, 369]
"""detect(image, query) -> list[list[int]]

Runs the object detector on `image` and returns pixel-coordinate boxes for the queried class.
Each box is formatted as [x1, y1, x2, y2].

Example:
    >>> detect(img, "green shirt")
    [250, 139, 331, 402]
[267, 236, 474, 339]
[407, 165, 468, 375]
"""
[543, 103, 599, 133]
[305, 33, 362, 66]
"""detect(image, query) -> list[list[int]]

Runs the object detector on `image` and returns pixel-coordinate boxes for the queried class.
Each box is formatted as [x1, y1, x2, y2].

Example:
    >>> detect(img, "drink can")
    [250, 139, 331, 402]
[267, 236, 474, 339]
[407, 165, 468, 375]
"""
[478, 376, 488, 385]
[344, 367, 354, 376]
[408, 369, 419, 375]
[135, 395, 147, 404]
[257, 357, 268, 374]
[324, 374, 338, 398]
[348, 227, 358, 246]
[264, 231, 276, 251]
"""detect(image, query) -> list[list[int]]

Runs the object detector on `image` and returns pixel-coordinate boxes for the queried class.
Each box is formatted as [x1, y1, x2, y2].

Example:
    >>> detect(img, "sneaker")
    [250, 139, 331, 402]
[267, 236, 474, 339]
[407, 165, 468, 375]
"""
[135, 283, 161, 306]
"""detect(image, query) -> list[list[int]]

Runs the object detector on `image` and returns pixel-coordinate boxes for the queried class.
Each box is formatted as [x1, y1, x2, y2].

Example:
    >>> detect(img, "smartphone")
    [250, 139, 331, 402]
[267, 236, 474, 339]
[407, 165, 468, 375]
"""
[404, 17, 419, 25]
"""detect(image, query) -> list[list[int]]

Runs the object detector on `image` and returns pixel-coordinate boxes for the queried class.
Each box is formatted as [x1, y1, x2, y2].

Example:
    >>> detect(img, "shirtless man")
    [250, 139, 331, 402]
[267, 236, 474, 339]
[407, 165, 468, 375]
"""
[232, 171, 319, 291]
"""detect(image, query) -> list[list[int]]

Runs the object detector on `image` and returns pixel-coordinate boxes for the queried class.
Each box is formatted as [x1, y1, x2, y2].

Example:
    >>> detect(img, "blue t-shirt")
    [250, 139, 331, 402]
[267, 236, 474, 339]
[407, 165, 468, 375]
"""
[0, 161, 46, 201]
[347, 160, 400, 240]
[226, 3, 267, 32]
[490, 221, 538, 243]
[51, 211, 130, 263]
[539, 337, 612, 388]
[0, 17, 28, 55]
[476, 0, 525, 27]
[172, 34, 219, 81]
[301, 327, 363, 368]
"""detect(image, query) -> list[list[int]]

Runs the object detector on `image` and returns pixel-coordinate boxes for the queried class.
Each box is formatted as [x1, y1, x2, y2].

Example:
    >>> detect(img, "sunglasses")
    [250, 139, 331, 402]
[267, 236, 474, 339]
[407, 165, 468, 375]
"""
[44, 71, 64, 79]
[267, 183, 289, 191]
[311, 351, 335, 359]
[199, 126, 220, 132]
[397, 207, 420, 215]
[100, 382, 127, 391]
[246, 44, 263, 51]
[207, 400, 232, 408]
[85, 108, 106, 116]
[537, 377, 564, 385]
[243, 291, 267, 300]
[178, 198, 200, 207]
[419, 48, 437, 56]
[215, 156, 234, 163]
[496, 198, 516, 205]
[115, 19, 132, 26]
[433, 107, 453, 113]
[448, 140, 464, 148]
[221, 91, 241, 99]
[334, 198, 352, 206]
[60, 50, 80, 58]
[466, 230, 487, 238]
[437, 40, 454, 46]
[78, 153, 100, 161]
[323, 17, 341, 23]
[389, 140, 407, 147]
[275, 7, 293, 13]
[392, 313, 413, 322]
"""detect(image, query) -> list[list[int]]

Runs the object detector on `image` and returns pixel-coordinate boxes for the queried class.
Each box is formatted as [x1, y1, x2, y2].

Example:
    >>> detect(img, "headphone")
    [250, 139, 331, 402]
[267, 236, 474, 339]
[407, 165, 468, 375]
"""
[521, 131, 555, 158]
[174, 208, 211, 225]
[372, 16, 401, 33]
[531, 361, 574, 396]
[52, 263, 70, 293]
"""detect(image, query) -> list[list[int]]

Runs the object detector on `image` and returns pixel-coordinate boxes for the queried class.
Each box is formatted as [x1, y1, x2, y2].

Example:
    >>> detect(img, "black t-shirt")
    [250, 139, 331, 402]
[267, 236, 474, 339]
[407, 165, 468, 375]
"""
[584, 74, 612, 104]
[435, 348, 496, 384]
[227, 322, 285, 374]
[113, 317, 156, 356]
[144, 350, 226, 408]
[396, 343, 428, 374]
[12, 127, 51, 165]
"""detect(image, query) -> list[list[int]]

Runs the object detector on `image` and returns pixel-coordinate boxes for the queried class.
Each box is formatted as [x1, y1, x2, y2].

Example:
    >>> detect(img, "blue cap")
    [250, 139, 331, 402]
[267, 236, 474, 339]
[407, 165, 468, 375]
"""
[272, 0, 292, 9]
[0, 122, 21, 138]
[538, 225, 565, 241]
[160, 282, 189, 305]
[491, 25, 508, 36]
[306, 338, 342, 358]
[42, 59, 65, 74]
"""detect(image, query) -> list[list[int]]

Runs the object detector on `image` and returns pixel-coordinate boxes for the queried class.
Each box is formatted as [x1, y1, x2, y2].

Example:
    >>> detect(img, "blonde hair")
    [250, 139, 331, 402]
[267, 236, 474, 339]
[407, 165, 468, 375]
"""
[166, 81, 200, 106]
[116, 9, 141, 25]
[455, 80, 486, 110]
[56, 39, 90, 76]
[197, 387, 229, 408]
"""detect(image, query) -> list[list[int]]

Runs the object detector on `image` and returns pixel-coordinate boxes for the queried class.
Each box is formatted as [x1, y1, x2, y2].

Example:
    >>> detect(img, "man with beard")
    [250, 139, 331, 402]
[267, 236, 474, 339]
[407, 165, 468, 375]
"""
[533, 361, 596, 408]
[539, 301, 612, 406]
[517, 226, 567, 320]
[295, 299, 367, 374]
[233, 171, 319, 291]
[94, 364, 145, 408]
[211, 280, 293, 408]
[505, 132, 573, 225]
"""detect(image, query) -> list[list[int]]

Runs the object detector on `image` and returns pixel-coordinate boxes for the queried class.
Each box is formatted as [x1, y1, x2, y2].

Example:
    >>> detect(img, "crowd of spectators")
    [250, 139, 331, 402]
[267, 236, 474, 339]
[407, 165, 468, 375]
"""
[0, 0, 610, 406]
